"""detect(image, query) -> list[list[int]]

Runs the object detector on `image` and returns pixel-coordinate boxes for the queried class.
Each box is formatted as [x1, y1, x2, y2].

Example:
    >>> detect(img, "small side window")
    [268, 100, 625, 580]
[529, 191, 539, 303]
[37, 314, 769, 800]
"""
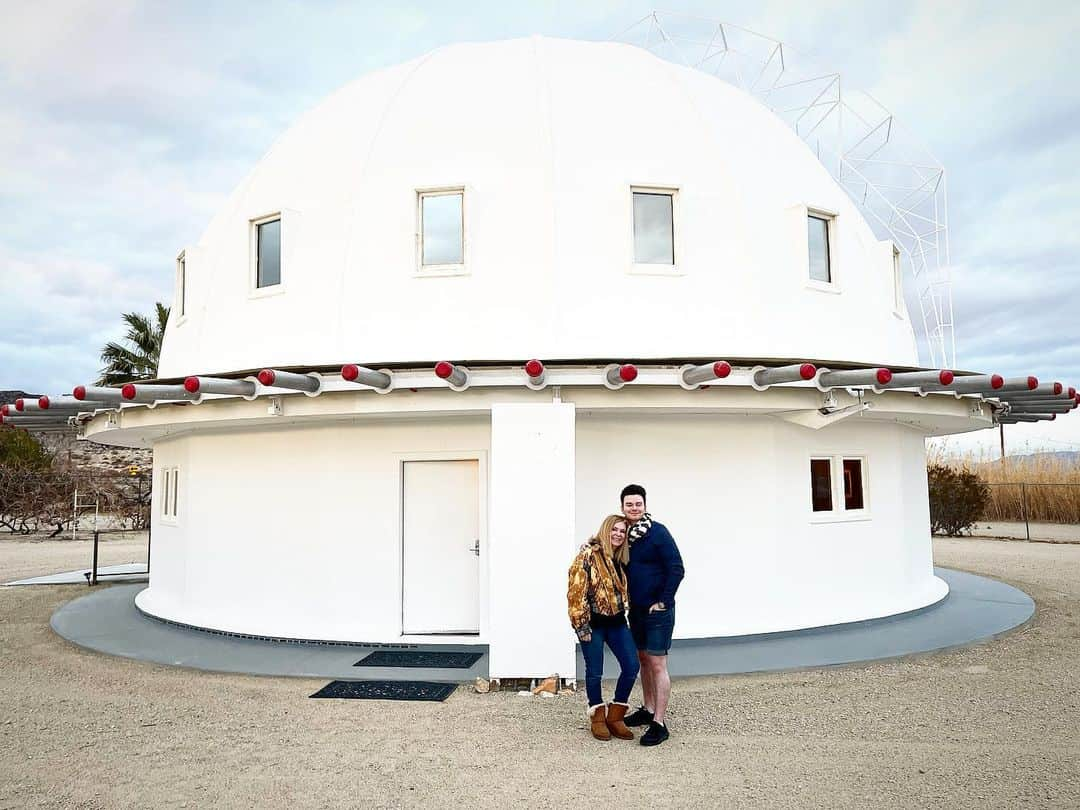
[810, 458, 833, 512]
[161, 467, 179, 520]
[807, 214, 832, 283]
[176, 252, 186, 318]
[892, 246, 903, 311]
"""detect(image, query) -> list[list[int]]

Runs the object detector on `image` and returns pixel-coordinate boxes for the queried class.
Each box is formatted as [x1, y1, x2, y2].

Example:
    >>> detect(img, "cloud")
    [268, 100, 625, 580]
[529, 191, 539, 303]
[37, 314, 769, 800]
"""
[1, 1, 1077, 455]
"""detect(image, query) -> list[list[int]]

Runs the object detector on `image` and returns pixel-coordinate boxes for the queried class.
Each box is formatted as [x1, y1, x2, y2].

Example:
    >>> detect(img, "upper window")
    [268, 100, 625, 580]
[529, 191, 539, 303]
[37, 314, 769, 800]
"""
[633, 190, 675, 265]
[176, 252, 186, 318]
[419, 190, 464, 270]
[256, 217, 281, 288]
[807, 214, 832, 283]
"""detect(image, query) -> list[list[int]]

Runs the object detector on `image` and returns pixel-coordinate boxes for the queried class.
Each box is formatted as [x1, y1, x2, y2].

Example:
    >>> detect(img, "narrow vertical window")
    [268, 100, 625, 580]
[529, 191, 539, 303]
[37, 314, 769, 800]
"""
[176, 253, 186, 317]
[843, 459, 865, 511]
[419, 191, 464, 268]
[633, 190, 675, 265]
[256, 218, 281, 288]
[810, 458, 833, 512]
[807, 214, 831, 283]
[892, 247, 903, 311]
[162, 469, 172, 516]
[170, 468, 179, 518]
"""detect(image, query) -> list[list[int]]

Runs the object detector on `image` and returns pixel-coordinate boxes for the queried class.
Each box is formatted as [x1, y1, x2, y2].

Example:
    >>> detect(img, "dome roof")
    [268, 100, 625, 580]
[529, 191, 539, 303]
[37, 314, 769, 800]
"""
[159, 36, 917, 378]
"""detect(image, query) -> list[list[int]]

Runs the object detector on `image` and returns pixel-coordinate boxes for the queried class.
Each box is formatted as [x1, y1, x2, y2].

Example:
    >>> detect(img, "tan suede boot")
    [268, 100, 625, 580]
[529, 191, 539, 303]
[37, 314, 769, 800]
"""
[588, 704, 611, 741]
[605, 702, 635, 740]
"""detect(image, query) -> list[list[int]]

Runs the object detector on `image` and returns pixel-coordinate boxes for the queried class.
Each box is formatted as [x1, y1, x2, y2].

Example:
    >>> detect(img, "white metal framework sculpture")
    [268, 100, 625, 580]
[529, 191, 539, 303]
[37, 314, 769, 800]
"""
[614, 12, 955, 368]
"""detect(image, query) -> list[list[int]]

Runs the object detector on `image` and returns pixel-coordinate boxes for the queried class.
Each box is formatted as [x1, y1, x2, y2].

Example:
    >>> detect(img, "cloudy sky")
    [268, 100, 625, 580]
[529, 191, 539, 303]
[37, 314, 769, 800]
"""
[1, 1, 1077, 455]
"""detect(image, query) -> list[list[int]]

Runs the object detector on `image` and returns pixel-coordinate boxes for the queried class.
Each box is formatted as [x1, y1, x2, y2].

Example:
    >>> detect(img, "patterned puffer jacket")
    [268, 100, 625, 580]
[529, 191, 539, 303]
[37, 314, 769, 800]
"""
[567, 540, 628, 641]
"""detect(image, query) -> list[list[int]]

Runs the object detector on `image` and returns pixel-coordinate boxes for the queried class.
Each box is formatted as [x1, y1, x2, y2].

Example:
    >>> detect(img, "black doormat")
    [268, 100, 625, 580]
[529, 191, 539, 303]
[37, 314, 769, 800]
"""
[353, 650, 483, 669]
[310, 680, 457, 702]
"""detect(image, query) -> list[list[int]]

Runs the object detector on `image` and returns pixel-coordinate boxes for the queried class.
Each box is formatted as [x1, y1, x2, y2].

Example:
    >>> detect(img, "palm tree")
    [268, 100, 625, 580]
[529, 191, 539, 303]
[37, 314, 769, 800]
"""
[97, 303, 171, 386]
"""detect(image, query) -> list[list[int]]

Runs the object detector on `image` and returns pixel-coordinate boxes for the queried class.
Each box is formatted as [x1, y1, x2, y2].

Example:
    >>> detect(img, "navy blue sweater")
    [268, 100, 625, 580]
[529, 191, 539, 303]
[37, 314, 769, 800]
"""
[626, 521, 684, 609]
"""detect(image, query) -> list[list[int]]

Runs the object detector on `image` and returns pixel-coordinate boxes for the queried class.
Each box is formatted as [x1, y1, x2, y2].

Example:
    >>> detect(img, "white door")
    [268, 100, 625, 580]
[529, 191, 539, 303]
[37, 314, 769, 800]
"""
[402, 460, 480, 634]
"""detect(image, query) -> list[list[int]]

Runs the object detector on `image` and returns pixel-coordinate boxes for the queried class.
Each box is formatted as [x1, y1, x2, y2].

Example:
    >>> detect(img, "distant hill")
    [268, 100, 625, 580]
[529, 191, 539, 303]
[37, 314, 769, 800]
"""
[1004, 451, 1080, 467]
[0, 390, 42, 405]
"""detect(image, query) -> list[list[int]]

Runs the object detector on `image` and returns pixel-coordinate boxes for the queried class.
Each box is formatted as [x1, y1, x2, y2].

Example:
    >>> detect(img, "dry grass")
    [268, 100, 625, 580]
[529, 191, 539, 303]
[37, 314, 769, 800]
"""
[929, 447, 1080, 524]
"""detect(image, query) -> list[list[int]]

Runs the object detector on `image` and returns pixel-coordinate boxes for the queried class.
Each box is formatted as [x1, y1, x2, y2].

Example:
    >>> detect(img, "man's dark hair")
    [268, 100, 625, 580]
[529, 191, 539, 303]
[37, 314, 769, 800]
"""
[620, 484, 647, 505]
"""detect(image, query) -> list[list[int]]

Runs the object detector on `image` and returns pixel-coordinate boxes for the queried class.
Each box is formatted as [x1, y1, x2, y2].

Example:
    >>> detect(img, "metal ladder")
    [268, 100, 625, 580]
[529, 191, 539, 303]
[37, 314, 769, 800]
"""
[72, 487, 99, 540]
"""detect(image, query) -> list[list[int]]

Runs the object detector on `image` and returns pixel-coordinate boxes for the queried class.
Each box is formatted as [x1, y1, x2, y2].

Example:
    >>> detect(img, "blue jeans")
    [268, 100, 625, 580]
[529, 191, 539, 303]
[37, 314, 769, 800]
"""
[579, 622, 640, 707]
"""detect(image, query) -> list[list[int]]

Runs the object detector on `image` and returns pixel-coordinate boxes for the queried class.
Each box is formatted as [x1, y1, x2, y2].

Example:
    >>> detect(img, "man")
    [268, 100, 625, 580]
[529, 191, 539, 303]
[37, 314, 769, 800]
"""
[619, 483, 684, 747]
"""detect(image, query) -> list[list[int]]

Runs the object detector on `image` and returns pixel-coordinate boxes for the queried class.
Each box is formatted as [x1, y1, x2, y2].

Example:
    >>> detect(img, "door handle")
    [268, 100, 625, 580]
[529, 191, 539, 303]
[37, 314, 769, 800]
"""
[468, 539, 480, 556]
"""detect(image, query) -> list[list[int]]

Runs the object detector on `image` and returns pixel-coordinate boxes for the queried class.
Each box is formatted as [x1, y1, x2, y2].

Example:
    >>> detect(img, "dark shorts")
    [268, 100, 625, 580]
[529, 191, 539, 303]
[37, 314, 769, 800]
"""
[629, 605, 675, 656]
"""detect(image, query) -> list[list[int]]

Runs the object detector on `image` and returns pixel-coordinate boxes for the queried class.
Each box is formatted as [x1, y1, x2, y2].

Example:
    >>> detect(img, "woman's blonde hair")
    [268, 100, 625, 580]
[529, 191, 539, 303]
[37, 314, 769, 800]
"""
[592, 514, 630, 566]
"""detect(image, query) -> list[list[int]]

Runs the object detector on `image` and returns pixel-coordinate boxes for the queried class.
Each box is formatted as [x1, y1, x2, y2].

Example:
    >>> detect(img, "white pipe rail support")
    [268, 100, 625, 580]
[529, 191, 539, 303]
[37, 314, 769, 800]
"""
[17, 397, 84, 413]
[999, 397, 1075, 408]
[921, 374, 1005, 395]
[679, 360, 732, 389]
[603, 364, 638, 390]
[524, 359, 547, 390]
[121, 383, 200, 404]
[872, 369, 954, 393]
[257, 369, 322, 396]
[1006, 402, 1075, 415]
[340, 364, 393, 393]
[435, 362, 470, 391]
[816, 367, 892, 391]
[988, 376, 1041, 394]
[1, 414, 71, 426]
[999, 381, 1061, 399]
[184, 376, 258, 398]
[999, 393, 1070, 406]
[37, 395, 109, 411]
[750, 363, 817, 391]
[73, 385, 126, 404]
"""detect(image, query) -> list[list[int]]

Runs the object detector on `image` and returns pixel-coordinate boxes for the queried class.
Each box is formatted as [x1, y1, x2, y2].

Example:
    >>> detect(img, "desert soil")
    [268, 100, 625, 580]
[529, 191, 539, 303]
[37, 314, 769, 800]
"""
[0, 535, 1077, 809]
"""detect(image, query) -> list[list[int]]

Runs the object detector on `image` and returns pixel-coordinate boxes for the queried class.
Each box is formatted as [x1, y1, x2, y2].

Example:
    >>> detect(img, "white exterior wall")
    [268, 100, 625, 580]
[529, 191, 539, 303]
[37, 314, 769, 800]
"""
[575, 415, 945, 638]
[140, 418, 490, 642]
[140, 410, 944, 653]
[488, 403, 577, 678]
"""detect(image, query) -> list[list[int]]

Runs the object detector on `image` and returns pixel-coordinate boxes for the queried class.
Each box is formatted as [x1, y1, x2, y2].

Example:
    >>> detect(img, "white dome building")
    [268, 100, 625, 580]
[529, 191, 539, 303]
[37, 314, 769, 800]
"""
[71, 37, 1015, 678]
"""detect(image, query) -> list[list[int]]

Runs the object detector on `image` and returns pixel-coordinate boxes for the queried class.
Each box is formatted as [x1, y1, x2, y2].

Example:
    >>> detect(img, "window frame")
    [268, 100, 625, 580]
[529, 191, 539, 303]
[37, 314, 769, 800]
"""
[415, 187, 467, 277]
[808, 453, 870, 522]
[249, 212, 285, 298]
[805, 208, 837, 291]
[630, 185, 681, 276]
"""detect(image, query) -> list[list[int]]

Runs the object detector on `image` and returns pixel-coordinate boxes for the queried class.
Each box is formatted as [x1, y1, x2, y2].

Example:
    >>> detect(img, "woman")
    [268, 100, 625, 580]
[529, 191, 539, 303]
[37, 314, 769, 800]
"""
[567, 514, 640, 741]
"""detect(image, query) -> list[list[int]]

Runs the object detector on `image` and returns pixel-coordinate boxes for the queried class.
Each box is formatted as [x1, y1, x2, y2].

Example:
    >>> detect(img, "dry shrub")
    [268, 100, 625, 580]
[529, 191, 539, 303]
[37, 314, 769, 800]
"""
[927, 463, 989, 536]
[930, 448, 1080, 524]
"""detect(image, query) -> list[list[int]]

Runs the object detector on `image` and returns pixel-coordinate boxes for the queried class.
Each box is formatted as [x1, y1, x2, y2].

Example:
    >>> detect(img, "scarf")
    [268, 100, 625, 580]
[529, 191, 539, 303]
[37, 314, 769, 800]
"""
[628, 512, 653, 545]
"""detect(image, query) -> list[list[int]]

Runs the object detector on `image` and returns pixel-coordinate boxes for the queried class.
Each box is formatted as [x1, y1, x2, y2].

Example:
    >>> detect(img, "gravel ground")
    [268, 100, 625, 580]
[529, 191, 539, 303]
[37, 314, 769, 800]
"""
[0, 536, 1077, 809]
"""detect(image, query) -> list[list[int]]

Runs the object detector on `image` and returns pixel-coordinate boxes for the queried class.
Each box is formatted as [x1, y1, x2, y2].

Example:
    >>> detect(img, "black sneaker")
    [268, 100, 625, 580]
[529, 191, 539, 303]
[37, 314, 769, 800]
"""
[623, 706, 653, 727]
[640, 721, 670, 747]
